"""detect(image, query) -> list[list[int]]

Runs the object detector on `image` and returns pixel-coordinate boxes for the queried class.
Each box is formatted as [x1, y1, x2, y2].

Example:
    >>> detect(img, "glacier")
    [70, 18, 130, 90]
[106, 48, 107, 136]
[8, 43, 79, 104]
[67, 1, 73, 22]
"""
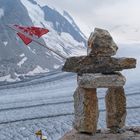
[0, 44, 139, 140]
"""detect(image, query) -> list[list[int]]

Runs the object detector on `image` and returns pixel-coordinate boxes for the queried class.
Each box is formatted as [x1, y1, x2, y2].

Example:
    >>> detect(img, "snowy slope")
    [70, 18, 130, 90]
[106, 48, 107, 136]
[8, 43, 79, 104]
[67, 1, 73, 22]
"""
[0, 0, 86, 82]
[20, 0, 86, 56]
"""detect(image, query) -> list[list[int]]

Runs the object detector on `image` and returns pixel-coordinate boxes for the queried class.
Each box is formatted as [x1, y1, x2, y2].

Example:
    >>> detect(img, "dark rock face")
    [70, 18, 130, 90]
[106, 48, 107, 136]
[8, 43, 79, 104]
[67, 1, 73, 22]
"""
[87, 28, 118, 56]
[62, 56, 136, 74]
[42, 6, 86, 44]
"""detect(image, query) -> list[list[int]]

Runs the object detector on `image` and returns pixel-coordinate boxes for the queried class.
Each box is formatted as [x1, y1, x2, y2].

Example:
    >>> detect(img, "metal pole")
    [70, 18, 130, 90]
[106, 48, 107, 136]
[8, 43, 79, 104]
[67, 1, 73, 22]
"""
[7, 24, 67, 59]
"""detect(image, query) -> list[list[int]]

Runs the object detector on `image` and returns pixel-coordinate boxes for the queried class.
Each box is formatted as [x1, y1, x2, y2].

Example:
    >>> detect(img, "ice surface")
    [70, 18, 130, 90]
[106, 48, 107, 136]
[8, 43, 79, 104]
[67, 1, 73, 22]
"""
[54, 64, 60, 69]
[3, 41, 8, 46]
[26, 66, 49, 76]
[0, 74, 20, 82]
[0, 8, 4, 18]
[20, 53, 25, 57]
[17, 57, 27, 67]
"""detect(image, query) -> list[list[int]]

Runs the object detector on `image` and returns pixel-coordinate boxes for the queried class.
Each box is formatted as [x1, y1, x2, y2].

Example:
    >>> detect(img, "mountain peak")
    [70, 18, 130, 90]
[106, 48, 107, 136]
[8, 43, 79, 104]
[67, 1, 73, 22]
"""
[0, 0, 86, 82]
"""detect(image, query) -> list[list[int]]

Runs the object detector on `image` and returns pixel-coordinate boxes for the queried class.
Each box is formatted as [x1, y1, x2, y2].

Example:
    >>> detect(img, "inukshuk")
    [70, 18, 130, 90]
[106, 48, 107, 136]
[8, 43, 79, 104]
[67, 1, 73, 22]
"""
[62, 28, 136, 134]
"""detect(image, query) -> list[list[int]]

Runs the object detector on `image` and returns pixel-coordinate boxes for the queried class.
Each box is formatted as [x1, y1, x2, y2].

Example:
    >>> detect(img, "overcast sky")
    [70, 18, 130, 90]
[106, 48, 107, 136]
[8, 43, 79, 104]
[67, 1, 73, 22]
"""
[38, 0, 140, 43]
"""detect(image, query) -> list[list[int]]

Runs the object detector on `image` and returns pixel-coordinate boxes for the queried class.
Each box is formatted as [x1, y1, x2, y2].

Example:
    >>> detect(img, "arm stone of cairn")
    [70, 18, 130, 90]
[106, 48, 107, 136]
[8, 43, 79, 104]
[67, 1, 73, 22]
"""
[62, 56, 136, 74]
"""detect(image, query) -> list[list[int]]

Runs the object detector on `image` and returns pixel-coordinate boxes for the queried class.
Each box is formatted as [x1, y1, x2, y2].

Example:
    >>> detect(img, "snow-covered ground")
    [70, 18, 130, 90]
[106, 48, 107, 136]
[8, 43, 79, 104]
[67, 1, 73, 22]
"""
[0, 44, 140, 140]
[0, 70, 140, 140]
[0, 72, 75, 140]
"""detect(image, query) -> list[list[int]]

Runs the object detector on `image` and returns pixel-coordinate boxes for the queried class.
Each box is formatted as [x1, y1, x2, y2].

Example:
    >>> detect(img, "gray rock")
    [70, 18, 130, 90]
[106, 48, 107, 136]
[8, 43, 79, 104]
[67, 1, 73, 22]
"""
[87, 28, 118, 56]
[62, 56, 136, 74]
[73, 87, 99, 134]
[78, 73, 126, 88]
[105, 87, 127, 131]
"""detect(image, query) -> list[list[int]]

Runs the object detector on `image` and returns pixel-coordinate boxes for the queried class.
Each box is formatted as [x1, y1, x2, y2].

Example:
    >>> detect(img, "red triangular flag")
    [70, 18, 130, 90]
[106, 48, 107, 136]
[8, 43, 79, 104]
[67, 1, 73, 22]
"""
[14, 25, 49, 45]
[14, 25, 29, 34]
[14, 25, 49, 38]
[30, 27, 49, 38]
[17, 33, 32, 45]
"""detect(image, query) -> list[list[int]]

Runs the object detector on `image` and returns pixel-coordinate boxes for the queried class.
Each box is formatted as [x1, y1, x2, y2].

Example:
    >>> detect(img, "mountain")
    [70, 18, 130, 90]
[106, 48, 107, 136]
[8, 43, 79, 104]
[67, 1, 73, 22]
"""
[0, 0, 86, 82]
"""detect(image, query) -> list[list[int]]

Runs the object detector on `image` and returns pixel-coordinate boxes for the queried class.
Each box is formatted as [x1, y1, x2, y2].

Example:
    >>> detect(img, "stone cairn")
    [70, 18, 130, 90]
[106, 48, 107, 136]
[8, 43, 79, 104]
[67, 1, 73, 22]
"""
[62, 28, 137, 136]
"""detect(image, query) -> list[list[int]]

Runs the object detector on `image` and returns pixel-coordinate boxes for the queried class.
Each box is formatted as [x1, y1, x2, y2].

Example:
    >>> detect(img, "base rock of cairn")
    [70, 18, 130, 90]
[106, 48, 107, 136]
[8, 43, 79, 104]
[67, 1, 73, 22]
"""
[59, 127, 140, 140]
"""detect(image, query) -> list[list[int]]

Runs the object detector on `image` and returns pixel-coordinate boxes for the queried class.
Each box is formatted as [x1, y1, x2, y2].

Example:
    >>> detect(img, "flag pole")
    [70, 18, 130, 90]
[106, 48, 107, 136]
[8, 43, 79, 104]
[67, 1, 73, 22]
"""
[7, 24, 67, 59]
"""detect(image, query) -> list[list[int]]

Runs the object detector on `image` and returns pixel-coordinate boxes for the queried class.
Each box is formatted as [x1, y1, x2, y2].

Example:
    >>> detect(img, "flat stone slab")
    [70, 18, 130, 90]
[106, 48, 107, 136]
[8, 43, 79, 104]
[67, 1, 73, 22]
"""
[78, 73, 126, 88]
[62, 56, 136, 74]
[60, 127, 140, 140]
[87, 28, 118, 56]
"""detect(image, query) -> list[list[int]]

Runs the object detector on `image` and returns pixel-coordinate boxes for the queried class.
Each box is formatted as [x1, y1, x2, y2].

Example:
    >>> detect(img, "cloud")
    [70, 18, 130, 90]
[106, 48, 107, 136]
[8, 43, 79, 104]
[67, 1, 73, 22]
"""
[37, 0, 140, 43]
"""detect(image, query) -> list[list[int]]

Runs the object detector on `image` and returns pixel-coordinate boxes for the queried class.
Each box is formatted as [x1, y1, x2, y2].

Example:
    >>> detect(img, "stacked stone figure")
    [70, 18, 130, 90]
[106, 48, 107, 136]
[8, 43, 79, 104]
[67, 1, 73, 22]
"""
[62, 28, 136, 135]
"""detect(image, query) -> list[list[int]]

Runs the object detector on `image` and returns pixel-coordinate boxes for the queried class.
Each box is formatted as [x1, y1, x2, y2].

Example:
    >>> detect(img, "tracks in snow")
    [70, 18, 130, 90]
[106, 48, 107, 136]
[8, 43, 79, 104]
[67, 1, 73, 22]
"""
[0, 92, 140, 125]
[0, 71, 139, 126]
[0, 105, 140, 125]
[0, 91, 139, 112]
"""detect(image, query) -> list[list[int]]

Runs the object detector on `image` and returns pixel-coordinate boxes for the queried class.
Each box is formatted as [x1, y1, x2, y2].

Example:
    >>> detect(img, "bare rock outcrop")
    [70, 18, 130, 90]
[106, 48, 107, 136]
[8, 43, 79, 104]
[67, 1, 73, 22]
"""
[60, 128, 140, 140]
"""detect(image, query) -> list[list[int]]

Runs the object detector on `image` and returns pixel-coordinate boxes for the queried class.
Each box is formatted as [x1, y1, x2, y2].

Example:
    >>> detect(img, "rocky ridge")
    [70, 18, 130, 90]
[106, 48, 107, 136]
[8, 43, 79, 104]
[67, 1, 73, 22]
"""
[0, 0, 86, 82]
